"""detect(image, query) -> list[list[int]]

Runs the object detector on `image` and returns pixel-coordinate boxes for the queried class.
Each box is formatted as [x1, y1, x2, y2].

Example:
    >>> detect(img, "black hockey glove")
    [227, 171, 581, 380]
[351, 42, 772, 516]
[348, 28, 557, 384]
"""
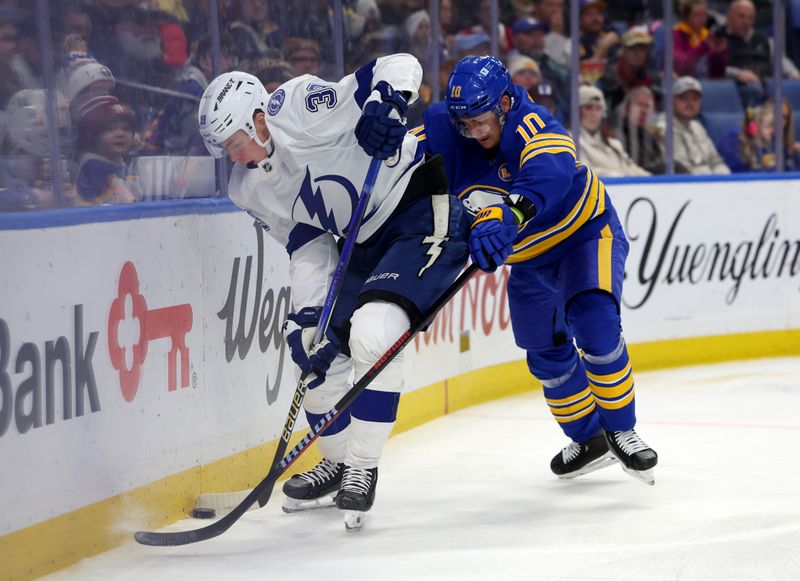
[354, 81, 409, 160]
[282, 307, 341, 389]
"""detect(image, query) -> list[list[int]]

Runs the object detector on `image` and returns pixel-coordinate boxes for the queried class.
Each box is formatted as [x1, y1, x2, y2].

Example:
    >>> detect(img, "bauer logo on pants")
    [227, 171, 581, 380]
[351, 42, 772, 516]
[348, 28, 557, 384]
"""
[107, 261, 193, 402]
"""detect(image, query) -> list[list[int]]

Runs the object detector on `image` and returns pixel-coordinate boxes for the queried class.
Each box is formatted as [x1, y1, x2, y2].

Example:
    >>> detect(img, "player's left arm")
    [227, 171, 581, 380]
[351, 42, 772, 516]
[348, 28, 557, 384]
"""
[507, 116, 577, 217]
[353, 53, 422, 159]
[467, 118, 576, 272]
[366, 53, 423, 105]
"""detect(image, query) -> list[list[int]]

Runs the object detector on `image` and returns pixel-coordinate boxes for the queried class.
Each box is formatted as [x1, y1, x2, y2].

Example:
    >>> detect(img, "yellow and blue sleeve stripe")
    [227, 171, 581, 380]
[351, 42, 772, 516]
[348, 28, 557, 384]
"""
[507, 164, 606, 263]
[409, 125, 426, 141]
[519, 133, 577, 168]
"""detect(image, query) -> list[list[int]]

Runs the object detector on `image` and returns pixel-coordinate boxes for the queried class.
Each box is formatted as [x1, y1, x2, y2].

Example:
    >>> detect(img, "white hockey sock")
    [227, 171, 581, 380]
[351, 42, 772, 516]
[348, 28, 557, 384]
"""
[316, 426, 350, 464]
[344, 416, 394, 469]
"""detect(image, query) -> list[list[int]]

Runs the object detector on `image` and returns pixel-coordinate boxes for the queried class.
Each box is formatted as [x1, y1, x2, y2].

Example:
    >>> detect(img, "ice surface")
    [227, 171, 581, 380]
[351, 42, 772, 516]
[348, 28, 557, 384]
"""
[41, 357, 800, 581]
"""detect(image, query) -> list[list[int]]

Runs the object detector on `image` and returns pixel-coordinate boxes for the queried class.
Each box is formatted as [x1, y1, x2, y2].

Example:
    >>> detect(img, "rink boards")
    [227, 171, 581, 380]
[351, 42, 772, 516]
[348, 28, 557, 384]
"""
[1, 174, 799, 579]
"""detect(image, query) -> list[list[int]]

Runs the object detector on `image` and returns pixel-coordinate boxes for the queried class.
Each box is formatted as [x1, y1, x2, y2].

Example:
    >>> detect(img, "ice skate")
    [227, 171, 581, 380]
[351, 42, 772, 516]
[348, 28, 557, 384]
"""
[550, 431, 617, 479]
[605, 429, 658, 486]
[336, 466, 378, 532]
[281, 458, 344, 513]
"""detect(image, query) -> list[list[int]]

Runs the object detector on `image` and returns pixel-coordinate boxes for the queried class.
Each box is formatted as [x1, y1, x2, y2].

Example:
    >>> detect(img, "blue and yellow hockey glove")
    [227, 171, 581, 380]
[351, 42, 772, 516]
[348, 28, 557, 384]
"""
[355, 81, 409, 160]
[282, 307, 341, 389]
[469, 204, 523, 272]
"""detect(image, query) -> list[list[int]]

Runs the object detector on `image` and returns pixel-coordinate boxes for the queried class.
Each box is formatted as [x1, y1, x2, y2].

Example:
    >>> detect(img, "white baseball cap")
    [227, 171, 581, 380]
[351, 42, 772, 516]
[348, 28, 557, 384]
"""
[673, 76, 703, 96]
[579, 85, 606, 111]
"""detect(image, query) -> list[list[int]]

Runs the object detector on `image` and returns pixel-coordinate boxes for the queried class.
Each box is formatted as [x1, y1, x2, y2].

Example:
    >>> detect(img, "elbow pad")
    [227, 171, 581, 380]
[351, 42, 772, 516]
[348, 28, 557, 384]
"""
[507, 193, 537, 224]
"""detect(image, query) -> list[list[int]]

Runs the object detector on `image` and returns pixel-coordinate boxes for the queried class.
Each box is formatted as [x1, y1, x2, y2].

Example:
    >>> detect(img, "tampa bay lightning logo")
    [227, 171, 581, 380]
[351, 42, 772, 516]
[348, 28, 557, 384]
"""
[267, 89, 285, 116]
[292, 168, 366, 235]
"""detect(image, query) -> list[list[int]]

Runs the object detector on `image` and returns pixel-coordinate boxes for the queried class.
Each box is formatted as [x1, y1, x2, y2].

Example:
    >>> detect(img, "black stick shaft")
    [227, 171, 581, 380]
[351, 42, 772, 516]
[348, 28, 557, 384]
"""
[134, 263, 479, 546]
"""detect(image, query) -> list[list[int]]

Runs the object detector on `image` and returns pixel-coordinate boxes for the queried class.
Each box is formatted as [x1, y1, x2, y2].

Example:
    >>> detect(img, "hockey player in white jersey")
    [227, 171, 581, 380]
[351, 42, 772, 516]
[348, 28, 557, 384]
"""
[198, 54, 469, 530]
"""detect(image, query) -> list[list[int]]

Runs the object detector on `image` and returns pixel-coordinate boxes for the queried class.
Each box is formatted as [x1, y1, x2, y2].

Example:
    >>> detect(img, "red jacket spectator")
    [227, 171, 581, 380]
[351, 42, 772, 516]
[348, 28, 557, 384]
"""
[672, 0, 727, 78]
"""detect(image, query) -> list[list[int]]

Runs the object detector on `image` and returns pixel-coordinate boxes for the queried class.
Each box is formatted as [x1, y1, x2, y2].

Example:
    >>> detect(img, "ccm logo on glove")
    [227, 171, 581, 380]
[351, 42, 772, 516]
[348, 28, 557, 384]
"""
[468, 204, 523, 272]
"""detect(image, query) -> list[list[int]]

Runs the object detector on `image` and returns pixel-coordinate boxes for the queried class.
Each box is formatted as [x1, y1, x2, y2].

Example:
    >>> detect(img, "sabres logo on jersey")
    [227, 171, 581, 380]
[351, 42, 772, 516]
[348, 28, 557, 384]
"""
[498, 163, 512, 182]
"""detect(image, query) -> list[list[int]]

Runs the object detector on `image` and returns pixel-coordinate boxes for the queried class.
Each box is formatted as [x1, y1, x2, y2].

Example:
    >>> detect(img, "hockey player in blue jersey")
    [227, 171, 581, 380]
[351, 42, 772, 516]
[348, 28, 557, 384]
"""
[198, 55, 469, 529]
[414, 55, 658, 484]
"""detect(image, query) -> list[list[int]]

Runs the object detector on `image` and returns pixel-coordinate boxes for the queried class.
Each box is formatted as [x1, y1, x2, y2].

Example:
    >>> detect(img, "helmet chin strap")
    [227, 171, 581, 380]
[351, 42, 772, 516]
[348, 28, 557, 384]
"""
[251, 133, 274, 172]
[497, 93, 513, 131]
[254, 132, 274, 156]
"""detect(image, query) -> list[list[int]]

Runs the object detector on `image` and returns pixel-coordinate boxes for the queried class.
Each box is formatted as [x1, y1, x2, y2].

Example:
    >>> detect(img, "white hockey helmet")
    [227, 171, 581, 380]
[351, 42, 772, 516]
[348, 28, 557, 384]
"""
[198, 71, 270, 158]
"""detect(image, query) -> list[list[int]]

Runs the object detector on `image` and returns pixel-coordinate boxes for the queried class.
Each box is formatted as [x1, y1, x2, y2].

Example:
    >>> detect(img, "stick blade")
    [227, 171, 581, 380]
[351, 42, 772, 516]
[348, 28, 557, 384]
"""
[134, 523, 224, 546]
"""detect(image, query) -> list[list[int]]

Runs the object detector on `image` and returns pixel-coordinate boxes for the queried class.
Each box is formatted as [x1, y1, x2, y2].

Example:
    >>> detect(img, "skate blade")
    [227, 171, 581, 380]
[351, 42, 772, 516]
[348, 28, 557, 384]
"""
[556, 452, 618, 479]
[343, 510, 366, 532]
[282, 494, 337, 513]
[621, 465, 655, 486]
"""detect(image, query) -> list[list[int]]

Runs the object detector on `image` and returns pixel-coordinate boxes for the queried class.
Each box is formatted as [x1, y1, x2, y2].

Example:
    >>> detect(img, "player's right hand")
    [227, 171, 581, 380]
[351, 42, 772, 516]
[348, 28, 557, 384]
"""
[282, 307, 341, 389]
[355, 81, 409, 160]
[468, 204, 521, 272]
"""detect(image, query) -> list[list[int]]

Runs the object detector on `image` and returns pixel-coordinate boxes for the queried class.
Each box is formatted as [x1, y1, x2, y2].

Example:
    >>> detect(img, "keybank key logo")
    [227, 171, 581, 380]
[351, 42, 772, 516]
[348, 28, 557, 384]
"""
[107, 261, 193, 402]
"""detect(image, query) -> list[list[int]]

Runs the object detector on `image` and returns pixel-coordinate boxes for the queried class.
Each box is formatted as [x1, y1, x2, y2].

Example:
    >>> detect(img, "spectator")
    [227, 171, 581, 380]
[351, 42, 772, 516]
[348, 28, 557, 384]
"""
[254, 58, 294, 93]
[283, 37, 322, 77]
[0, 10, 31, 109]
[451, 30, 492, 60]
[717, 97, 800, 172]
[600, 26, 659, 116]
[508, 54, 542, 93]
[229, 0, 282, 61]
[578, 85, 650, 177]
[13, 12, 43, 86]
[658, 76, 730, 174]
[509, 16, 570, 109]
[439, 0, 456, 59]
[61, 39, 116, 118]
[721, 0, 800, 108]
[138, 31, 231, 156]
[347, 0, 382, 41]
[510, 16, 548, 60]
[477, 0, 512, 55]
[535, 0, 571, 69]
[723, 0, 769, 106]
[530, 81, 563, 122]
[74, 95, 139, 205]
[616, 85, 670, 174]
[673, 0, 727, 78]
[0, 89, 71, 210]
[98, 4, 188, 87]
[579, 0, 619, 64]
[197, 34, 238, 85]
[283, 0, 337, 71]
[61, 2, 92, 44]
[404, 10, 431, 68]
[84, 0, 137, 71]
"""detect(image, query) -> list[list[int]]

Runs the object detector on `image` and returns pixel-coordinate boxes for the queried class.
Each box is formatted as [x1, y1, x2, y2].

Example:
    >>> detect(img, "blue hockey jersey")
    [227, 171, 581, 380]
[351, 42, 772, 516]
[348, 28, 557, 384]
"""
[416, 84, 617, 266]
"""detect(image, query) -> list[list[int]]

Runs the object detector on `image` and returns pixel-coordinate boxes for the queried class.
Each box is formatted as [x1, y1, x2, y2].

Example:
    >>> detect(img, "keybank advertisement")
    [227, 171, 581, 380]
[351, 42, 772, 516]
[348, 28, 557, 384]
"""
[0, 213, 294, 535]
[1, 178, 799, 535]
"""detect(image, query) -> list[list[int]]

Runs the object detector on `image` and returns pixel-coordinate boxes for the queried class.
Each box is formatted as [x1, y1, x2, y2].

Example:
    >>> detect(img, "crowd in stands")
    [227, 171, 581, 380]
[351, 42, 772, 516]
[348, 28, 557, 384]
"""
[1, 0, 800, 212]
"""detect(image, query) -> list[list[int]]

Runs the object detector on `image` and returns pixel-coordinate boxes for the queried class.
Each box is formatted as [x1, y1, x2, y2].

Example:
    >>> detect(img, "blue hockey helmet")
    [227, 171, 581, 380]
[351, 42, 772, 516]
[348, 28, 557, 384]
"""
[446, 55, 512, 120]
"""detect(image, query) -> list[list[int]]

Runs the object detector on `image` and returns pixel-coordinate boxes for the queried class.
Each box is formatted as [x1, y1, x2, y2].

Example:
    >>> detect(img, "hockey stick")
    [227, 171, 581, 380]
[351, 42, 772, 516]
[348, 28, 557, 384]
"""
[252, 157, 381, 508]
[135, 262, 479, 546]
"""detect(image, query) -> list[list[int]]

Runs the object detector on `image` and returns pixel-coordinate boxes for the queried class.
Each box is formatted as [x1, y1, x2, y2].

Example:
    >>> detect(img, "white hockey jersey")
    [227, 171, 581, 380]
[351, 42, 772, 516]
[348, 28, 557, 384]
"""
[228, 54, 424, 309]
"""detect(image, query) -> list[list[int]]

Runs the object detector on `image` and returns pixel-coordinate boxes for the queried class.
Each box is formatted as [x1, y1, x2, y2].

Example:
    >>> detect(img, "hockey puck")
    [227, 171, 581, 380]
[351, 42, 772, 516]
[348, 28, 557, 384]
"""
[191, 507, 216, 519]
